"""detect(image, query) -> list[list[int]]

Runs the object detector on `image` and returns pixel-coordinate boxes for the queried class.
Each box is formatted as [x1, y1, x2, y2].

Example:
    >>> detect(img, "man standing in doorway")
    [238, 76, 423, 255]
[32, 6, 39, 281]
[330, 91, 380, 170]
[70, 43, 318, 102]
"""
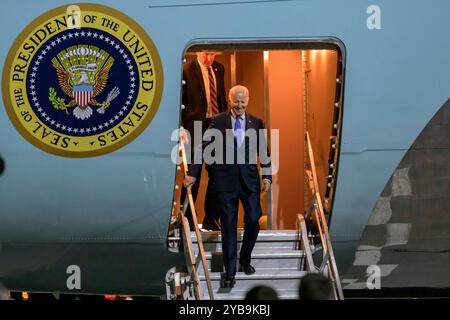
[181, 51, 227, 231]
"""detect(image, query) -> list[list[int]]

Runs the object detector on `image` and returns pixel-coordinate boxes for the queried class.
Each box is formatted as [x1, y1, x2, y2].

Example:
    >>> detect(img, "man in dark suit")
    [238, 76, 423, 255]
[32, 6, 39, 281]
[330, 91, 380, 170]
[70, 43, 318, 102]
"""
[180, 52, 227, 231]
[184, 85, 271, 288]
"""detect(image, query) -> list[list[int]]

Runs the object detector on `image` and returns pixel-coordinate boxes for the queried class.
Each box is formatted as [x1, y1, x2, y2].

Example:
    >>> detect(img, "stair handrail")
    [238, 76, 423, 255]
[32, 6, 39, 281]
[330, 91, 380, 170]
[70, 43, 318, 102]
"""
[177, 127, 214, 300]
[305, 131, 344, 300]
[179, 213, 203, 299]
[296, 214, 315, 272]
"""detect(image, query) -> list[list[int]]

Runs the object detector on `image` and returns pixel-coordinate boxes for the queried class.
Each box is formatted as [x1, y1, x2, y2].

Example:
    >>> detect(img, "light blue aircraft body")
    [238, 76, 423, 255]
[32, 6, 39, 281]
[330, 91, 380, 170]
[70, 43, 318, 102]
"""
[0, 0, 449, 296]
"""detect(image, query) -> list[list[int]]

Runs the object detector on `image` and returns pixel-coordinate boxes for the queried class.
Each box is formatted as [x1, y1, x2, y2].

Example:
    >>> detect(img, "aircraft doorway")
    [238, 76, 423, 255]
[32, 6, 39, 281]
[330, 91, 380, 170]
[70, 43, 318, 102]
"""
[173, 41, 344, 231]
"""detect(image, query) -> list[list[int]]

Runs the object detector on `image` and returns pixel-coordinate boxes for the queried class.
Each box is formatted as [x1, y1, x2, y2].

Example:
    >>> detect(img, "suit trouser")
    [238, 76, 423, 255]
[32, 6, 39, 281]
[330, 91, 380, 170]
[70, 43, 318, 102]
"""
[217, 178, 262, 276]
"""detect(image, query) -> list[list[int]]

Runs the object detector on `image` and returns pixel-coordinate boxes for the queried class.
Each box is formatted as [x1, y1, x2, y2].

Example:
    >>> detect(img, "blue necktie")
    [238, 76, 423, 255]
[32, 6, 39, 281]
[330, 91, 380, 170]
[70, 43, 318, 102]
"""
[234, 116, 243, 147]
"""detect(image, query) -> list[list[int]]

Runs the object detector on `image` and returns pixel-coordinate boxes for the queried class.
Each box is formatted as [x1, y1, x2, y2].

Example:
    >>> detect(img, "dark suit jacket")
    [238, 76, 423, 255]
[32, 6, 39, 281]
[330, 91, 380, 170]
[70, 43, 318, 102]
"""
[188, 112, 271, 193]
[182, 58, 227, 138]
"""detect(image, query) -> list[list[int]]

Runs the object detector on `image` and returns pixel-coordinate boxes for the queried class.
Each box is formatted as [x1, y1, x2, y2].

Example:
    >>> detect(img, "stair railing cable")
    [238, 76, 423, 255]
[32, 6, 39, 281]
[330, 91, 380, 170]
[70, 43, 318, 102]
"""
[305, 131, 344, 300]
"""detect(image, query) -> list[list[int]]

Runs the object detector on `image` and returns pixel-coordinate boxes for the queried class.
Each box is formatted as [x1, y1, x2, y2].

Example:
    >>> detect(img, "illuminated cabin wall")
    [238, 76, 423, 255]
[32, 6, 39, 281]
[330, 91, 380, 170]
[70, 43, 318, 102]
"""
[266, 49, 338, 229]
[267, 50, 304, 229]
[306, 50, 338, 201]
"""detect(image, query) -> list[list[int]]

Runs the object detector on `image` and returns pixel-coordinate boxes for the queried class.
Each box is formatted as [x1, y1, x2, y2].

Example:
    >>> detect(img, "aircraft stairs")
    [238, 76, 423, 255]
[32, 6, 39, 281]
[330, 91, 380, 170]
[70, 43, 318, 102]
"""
[168, 130, 343, 300]
[171, 206, 344, 300]
[192, 228, 318, 300]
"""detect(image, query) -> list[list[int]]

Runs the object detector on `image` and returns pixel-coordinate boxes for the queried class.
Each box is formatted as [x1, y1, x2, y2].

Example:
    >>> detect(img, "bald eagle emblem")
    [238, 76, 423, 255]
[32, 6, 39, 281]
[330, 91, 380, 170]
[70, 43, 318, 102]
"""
[48, 45, 120, 120]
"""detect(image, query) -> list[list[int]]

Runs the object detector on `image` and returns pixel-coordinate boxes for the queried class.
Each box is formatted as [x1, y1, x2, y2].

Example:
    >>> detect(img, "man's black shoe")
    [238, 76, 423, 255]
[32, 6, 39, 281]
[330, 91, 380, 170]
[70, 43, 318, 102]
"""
[238, 264, 256, 275]
[222, 275, 235, 288]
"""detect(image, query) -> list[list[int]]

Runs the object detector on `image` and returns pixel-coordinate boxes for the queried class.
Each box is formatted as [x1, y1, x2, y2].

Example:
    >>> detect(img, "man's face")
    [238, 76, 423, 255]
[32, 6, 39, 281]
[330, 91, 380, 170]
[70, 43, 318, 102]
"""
[229, 91, 248, 116]
[197, 52, 216, 68]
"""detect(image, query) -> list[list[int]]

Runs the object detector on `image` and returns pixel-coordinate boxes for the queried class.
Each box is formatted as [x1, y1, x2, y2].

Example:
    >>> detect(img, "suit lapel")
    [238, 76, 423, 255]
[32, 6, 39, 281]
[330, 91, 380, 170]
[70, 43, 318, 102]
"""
[212, 62, 222, 111]
[193, 59, 206, 97]
[227, 112, 238, 149]
[244, 113, 251, 149]
[226, 111, 232, 130]
[246, 114, 252, 131]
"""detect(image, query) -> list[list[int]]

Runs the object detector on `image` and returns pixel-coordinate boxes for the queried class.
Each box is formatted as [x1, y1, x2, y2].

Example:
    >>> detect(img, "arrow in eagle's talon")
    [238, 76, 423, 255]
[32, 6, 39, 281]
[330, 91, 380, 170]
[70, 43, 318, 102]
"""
[97, 107, 105, 114]
[106, 87, 120, 103]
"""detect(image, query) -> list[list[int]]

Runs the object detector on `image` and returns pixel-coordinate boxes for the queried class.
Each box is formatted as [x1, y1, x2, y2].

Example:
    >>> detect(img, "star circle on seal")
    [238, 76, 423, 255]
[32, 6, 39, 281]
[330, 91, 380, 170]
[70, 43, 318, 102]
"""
[2, 3, 163, 157]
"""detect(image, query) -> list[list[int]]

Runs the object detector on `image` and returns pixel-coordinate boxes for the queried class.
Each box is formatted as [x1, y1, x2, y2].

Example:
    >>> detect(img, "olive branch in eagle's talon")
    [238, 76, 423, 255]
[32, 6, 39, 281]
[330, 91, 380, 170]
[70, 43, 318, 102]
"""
[48, 87, 76, 115]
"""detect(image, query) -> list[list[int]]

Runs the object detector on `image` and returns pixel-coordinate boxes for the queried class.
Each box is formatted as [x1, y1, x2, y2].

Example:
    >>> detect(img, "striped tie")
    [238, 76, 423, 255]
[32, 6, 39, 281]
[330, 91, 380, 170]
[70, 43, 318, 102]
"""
[207, 67, 220, 115]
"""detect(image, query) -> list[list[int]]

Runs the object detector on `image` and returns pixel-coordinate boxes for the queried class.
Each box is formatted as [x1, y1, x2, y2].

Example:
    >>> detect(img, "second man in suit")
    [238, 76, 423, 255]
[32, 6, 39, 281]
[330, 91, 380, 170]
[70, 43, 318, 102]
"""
[181, 52, 227, 231]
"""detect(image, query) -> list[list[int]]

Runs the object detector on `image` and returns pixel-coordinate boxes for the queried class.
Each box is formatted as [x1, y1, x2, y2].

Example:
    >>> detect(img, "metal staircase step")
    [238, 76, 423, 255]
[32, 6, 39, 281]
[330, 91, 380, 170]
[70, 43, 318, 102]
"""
[198, 259, 304, 273]
[185, 229, 319, 300]
[191, 230, 301, 244]
[198, 261, 306, 273]
[199, 248, 306, 259]
[193, 248, 306, 270]
[200, 270, 308, 281]
[198, 270, 308, 300]
[197, 241, 299, 252]
[190, 230, 303, 251]
[213, 289, 299, 300]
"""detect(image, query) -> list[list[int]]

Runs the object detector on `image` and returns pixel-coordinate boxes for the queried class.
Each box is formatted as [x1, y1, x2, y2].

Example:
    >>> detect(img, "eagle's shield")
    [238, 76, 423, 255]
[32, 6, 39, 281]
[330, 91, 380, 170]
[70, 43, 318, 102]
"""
[72, 85, 94, 108]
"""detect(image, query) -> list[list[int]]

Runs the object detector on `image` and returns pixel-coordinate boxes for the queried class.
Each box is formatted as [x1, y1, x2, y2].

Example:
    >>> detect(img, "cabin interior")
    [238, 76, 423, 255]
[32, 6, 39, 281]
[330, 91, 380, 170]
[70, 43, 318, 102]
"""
[172, 44, 343, 231]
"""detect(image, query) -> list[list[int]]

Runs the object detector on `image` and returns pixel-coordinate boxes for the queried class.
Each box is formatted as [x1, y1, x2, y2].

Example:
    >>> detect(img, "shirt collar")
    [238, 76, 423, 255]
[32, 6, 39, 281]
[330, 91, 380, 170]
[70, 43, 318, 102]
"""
[197, 57, 210, 70]
[230, 110, 245, 121]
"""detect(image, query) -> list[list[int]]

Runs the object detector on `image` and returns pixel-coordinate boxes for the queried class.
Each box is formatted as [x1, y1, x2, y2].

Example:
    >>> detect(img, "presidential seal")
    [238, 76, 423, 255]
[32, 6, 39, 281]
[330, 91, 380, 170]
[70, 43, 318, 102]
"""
[2, 4, 163, 157]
